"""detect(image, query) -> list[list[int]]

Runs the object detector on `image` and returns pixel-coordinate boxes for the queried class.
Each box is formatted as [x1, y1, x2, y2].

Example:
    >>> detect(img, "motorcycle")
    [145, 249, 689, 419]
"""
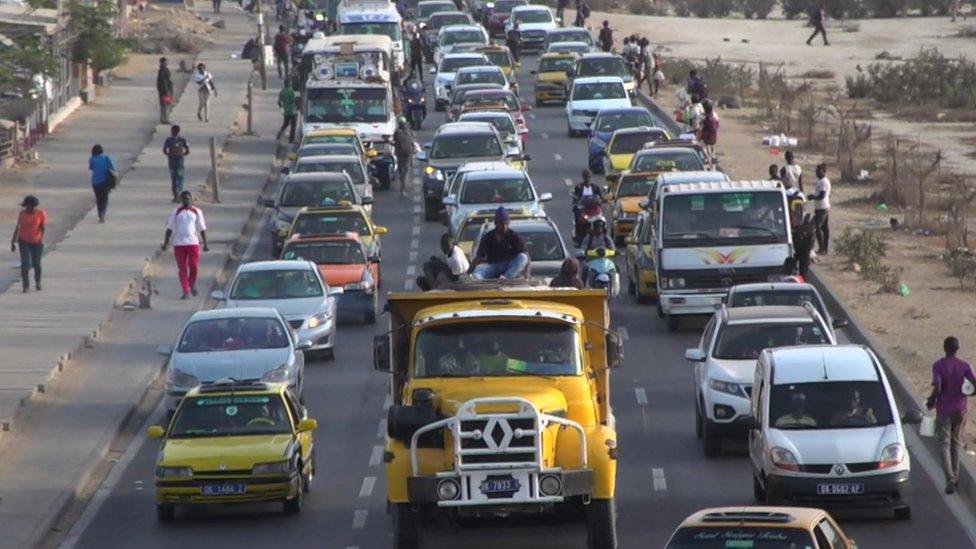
[400, 78, 427, 130]
[576, 247, 620, 299]
[572, 195, 603, 247]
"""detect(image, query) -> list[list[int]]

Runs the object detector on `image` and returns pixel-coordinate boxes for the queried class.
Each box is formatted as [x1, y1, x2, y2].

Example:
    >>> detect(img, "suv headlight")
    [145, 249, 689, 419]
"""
[660, 277, 685, 289]
[307, 310, 330, 329]
[156, 466, 193, 478]
[769, 447, 800, 471]
[707, 378, 745, 398]
[262, 363, 291, 383]
[879, 443, 906, 469]
[167, 368, 199, 388]
[252, 460, 290, 475]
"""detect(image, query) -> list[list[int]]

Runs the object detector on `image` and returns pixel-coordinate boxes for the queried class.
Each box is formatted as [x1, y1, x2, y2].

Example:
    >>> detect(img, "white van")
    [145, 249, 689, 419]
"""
[336, 0, 405, 71]
[746, 344, 922, 519]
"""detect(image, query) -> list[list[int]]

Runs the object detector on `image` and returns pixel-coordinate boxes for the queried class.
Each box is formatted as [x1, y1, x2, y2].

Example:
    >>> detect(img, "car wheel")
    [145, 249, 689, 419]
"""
[302, 455, 314, 493]
[752, 472, 766, 503]
[701, 419, 721, 456]
[156, 503, 176, 522]
[895, 506, 911, 520]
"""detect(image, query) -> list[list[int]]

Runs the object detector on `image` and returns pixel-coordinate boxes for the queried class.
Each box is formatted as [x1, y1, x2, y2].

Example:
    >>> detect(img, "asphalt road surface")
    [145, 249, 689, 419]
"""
[65, 53, 976, 549]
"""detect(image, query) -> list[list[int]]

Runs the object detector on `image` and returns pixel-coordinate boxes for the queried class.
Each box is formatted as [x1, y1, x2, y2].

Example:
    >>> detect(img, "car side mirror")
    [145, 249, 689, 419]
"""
[374, 226, 388, 235]
[366, 148, 379, 158]
[529, 69, 537, 75]
[416, 150, 428, 162]
[156, 344, 173, 356]
[742, 415, 760, 430]
[521, 153, 532, 162]
[901, 409, 924, 425]
[539, 192, 552, 202]
[327, 287, 344, 296]
[297, 418, 318, 432]
[263, 198, 276, 208]
[606, 331, 624, 368]
[209, 290, 226, 301]
[684, 348, 706, 362]
[296, 339, 314, 351]
[280, 166, 291, 175]
[287, 152, 298, 161]
[443, 196, 457, 206]
[374, 334, 392, 372]
[832, 318, 849, 329]
[147, 425, 166, 439]
[362, 196, 374, 205]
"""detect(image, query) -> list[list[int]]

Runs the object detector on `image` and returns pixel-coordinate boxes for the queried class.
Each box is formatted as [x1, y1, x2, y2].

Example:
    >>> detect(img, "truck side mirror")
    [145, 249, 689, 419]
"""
[606, 332, 624, 369]
[374, 334, 391, 372]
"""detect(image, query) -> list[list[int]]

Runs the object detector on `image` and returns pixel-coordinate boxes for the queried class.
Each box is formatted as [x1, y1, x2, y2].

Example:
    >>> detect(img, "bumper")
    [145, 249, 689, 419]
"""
[612, 217, 637, 237]
[567, 115, 593, 132]
[407, 469, 594, 507]
[535, 87, 566, 102]
[766, 469, 911, 510]
[155, 475, 299, 505]
[660, 291, 725, 315]
[423, 176, 445, 201]
[337, 289, 374, 312]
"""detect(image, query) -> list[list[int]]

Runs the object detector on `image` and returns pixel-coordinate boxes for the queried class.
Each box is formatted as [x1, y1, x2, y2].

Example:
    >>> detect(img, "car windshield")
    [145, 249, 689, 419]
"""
[523, 229, 565, 261]
[493, 0, 526, 13]
[440, 56, 488, 72]
[283, 240, 366, 264]
[295, 160, 365, 185]
[513, 9, 552, 23]
[595, 112, 652, 132]
[667, 527, 815, 548]
[415, 321, 579, 377]
[463, 115, 515, 135]
[292, 213, 369, 236]
[418, 2, 453, 18]
[729, 290, 828, 320]
[457, 69, 505, 86]
[339, 22, 401, 41]
[280, 179, 356, 207]
[713, 322, 828, 360]
[770, 381, 893, 430]
[633, 150, 704, 172]
[441, 30, 486, 46]
[464, 92, 519, 111]
[549, 31, 591, 45]
[538, 57, 574, 72]
[661, 191, 789, 246]
[483, 50, 512, 67]
[177, 317, 290, 353]
[230, 269, 324, 300]
[431, 134, 503, 159]
[298, 144, 358, 157]
[572, 82, 625, 100]
[460, 176, 532, 203]
[305, 87, 389, 124]
[611, 131, 666, 153]
[617, 175, 656, 196]
[430, 13, 469, 29]
[577, 58, 627, 77]
[170, 395, 292, 438]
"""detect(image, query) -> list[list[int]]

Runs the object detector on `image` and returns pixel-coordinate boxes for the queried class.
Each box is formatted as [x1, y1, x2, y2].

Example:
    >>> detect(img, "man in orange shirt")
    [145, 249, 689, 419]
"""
[10, 195, 47, 292]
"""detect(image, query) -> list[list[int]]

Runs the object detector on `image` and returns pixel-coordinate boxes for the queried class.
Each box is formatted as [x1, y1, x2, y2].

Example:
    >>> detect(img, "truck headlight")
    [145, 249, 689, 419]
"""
[769, 447, 800, 472]
[708, 378, 745, 398]
[879, 443, 905, 469]
[660, 277, 685, 289]
[307, 311, 330, 328]
[539, 474, 562, 496]
[156, 466, 193, 478]
[437, 479, 460, 500]
[252, 460, 290, 475]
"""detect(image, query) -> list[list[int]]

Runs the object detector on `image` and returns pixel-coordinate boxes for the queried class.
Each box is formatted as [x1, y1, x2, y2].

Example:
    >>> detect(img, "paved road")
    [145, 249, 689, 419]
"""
[67, 53, 976, 549]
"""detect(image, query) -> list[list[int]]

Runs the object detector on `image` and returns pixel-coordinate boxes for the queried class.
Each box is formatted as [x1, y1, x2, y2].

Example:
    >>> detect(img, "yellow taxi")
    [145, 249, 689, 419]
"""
[606, 171, 657, 244]
[531, 52, 577, 106]
[149, 381, 318, 520]
[602, 126, 670, 181]
[624, 207, 657, 302]
[285, 204, 388, 260]
[476, 45, 520, 94]
[452, 208, 537, 256]
[299, 127, 377, 161]
[665, 506, 857, 548]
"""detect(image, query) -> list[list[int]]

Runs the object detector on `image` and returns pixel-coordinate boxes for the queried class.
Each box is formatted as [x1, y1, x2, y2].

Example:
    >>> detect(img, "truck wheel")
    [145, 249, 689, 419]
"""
[666, 315, 680, 332]
[701, 420, 721, 456]
[394, 503, 421, 549]
[586, 498, 618, 549]
[752, 473, 765, 503]
[424, 198, 439, 221]
[156, 504, 175, 522]
[895, 506, 911, 520]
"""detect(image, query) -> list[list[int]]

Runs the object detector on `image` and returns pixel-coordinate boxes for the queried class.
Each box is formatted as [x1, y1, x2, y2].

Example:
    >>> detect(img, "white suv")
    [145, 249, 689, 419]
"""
[746, 345, 921, 519]
[685, 304, 835, 456]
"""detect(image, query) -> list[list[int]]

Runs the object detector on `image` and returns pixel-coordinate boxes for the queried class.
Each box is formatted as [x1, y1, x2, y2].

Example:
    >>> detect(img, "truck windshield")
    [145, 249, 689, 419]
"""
[770, 381, 893, 430]
[414, 321, 580, 377]
[305, 87, 389, 124]
[661, 191, 788, 247]
[339, 22, 402, 41]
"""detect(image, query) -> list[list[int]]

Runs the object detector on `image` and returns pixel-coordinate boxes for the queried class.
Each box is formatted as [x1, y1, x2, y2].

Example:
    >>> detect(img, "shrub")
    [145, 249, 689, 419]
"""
[671, 0, 692, 16]
[915, 0, 953, 15]
[845, 48, 976, 110]
[873, 264, 904, 294]
[67, 0, 128, 71]
[799, 69, 836, 79]
[686, 0, 735, 16]
[661, 57, 754, 99]
[844, 73, 872, 98]
[780, 0, 813, 18]
[837, 229, 888, 272]
[944, 248, 976, 290]
[864, 0, 911, 16]
[737, 0, 776, 17]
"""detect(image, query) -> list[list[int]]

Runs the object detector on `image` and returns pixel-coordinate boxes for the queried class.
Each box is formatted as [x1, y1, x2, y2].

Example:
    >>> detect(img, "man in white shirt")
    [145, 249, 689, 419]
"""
[812, 163, 831, 254]
[783, 150, 803, 193]
[417, 233, 469, 290]
[161, 190, 209, 299]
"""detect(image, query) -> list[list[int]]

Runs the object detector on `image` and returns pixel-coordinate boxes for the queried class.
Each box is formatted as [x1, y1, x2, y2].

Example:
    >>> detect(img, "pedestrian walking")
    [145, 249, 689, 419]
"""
[277, 82, 298, 143]
[598, 20, 613, 52]
[926, 337, 976, 494]
[409, 33, 424, 82]
[806, 4, 829, 46]
[812, 163, 831, 254]
[574, 0, 590, 28]
[651, 53, 664, 96]
[89, 144, 117, 223]
[193, 63, 217, 122]
[697, 100, 719, 164]
[686, 69, 708, 99]
[782, 150, 804, 193]
[212, 0, 221, 13]
[273, 25, 291, 79]
[161, 191, 209, 299]
[163, 125, 190, 202]
[10, 195, 46, 292]
[393, 116, 416, 196]
[156, 57, 174, 125]
[506, 22, 522, 62]
[556, 0, 569, 26]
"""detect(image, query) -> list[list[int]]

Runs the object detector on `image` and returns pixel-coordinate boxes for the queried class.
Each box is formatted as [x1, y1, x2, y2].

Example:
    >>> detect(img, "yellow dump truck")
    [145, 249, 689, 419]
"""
[374, 288, 624, 549]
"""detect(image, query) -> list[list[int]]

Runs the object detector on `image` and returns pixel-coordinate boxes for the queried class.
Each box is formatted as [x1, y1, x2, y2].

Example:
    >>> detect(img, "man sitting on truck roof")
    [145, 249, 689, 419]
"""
[470, 207, 529, 280]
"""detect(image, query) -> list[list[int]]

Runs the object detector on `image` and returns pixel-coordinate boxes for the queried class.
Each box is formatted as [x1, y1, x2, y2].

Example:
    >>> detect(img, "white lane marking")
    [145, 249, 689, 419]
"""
[346, 546, 360, 549]
[529, 113, 537, 119]
[904, 427, 976, 545]
[413, 195, 421, 203]
[377, 419, 387, 438]
[352, 509, 369, 529]
[409, 251, 418, 262]
[359, 476, 377, 498]
[652, 468, 667, 492]
[383, 394, 393, 409]
[410, 238, 419, 249]
[404, 279, 415, 290]
[413, 205, 421, 214]
[413, 215, 420, 224]
[618, 326, 629, 341]
[564, 178, 573, 187]
[553, 153, 563, 161]
[370, 444, 384, 466]
[412, 226, 421, 236]
[635, 387, 648, 406]
[541, 132, 549, 139]
[406, 265, 417, 276]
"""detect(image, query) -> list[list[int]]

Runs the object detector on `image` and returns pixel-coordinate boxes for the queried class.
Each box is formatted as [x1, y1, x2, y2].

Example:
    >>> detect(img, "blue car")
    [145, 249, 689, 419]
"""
[586, 107, 654, 174]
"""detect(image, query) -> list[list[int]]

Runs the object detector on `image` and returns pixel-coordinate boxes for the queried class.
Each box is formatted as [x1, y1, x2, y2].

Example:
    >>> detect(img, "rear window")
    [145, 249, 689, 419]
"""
[293, 213, 369, 236]
[441, 30, 487, 46]
[282, 240, 366, 264]
[572, 82, 626, 101]
[523, 229, 564, 261]
[667, 526, 815, 549]
[429, 13, 469, 29]
[617, 175, 655, 197]
[610, 131, 667, 154]
[538, 57, 574, 73]
[549, 30, 592, 46]
[512, 8, 552, 24]
[713, 322, 828, 360]
[595, 112, 653, 132]
[633, 150, 704, 172]
[728, 290, 827, 321]
[281, 179, 355, 207]
[460, 177, 532, 204]
[493, 0, 526, 13]
[295, 160, 365, 185]
[457, 69, 506, 87]
[463, 92, 519, 111]
[577, 58, 627, 78]
[440, 56, 488, 72]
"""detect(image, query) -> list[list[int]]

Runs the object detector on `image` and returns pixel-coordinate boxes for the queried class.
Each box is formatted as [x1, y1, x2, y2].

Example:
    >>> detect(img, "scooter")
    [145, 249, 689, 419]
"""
[572, 195, 603, 247]
[400, 78, 427, 130]
[576, 247, 620, 299]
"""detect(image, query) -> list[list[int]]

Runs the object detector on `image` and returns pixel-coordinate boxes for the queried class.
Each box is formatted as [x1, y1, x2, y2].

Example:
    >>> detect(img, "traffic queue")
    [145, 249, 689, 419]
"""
[144, 0, 922, 547]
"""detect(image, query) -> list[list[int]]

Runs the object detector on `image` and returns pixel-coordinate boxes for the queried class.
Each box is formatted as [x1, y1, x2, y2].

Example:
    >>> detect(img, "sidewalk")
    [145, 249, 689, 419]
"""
[0, 4, 284, 546]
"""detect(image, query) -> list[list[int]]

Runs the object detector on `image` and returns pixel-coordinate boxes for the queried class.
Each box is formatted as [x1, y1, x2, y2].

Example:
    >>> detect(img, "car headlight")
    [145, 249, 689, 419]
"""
[425, 166, 444, 180]
[307, 310, 330, 329]
[344, 280, 373, 291]
[769, 447, 800, 471]
[156, 466, 193, 478]
[252, 460, 290, 475]
[418, 22, 427, 29]
[879, 443, 906, 469]
[707, 378, 746, 398]
[167, 367, 199, 388]
[262, 363, 291, 383]
[486, 1, 494, 7]
[660, 277, 685, 289]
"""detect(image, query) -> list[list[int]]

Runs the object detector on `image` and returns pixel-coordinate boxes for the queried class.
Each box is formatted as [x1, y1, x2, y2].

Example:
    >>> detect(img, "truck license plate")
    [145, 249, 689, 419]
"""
[479, 475, 521, 498]
[201, 483, 246, 496]
[816, 483, 865, 495]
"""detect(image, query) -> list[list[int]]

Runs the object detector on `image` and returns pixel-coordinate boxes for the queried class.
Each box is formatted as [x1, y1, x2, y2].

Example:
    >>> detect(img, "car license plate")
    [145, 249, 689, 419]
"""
[816, 483, 865, 495]
[201, 483, 246, 496]
[479, 475, 521, 498]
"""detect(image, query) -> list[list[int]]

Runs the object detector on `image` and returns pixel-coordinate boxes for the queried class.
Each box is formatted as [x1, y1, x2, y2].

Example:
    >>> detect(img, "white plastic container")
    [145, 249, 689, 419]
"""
[919, 414, 936, 438]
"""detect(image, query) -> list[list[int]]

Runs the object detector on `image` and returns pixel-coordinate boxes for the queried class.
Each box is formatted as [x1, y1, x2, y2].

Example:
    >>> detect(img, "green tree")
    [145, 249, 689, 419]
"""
[0, 35, 60, 97]
[67, 0, 128, 71]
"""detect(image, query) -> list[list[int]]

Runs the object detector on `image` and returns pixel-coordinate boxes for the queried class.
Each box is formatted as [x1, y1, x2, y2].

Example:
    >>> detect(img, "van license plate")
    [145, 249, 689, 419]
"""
[479, 475, 521, 498]
[201, 483, 246, 496]
[816, 483, 865, 495]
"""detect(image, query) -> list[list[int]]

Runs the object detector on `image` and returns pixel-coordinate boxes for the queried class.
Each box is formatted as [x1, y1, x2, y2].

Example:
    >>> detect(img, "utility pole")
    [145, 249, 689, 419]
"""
[257, 0, 267, 90]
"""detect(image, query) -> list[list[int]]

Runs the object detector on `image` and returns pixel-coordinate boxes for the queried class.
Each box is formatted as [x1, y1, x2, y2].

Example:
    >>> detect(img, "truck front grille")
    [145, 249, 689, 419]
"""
[459, 418, 536, 465]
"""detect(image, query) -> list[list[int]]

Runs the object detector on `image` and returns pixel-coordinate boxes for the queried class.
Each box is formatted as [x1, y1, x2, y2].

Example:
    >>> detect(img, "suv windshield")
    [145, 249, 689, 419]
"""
[281, 179, 355, 207]
[549, 30, 592, 45]
[493, 0, 526, 13]
[729, 290, 827, 321]
[415, 321, 579, 377]
[457, 69, 505, 86]
[440, 56, 488, 72]
[283, 240, 366, 264]
[771, 381, 893, 430]
[578, 58, 627, 77]
[572, 82, 625, 100]
[539, 57, 574, 72]
[661, 191, 789, 246]
[170, 395, 292, 438]
[230, 269, 324, 300]
[713, 322, 828, 360]
[431, 134, 503, 159]
[295, 160, 365, 185]
[512, 9, 552, 23]
[667, 527, 814, 548]
[305, 87, 389, 124]
[633, 150, 703, 171]
[460, 176, 532, 203]
[339, 22, 401, 41]
[611, 131, 666, 153]
[178, 317, 290, 353]
[441, 30, 486, 46]
[293, 213, 368, 236]
[617, 175, 656, 196]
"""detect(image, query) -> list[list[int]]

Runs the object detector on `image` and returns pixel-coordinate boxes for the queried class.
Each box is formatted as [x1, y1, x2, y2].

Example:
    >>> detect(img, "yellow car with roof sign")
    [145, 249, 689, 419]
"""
[299, 127, 377, 161]
[605, 171, 657, 244]
[602, 126, 670, 182]
[476, 45, 520, 94]
[285, 205, 388, 260]
[666, 506, 856, 548]
[149, 381, 318, 520]
[531, 52, 577, 106]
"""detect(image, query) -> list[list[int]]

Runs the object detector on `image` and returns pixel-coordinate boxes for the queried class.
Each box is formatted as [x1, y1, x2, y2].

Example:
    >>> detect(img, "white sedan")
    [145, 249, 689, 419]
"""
[565, 77, 632, 137]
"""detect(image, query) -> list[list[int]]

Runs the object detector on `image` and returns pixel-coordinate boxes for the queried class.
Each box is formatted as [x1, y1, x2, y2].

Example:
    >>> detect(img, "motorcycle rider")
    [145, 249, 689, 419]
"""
[572, 168, 604, 246]
[579, 216, 615, 287]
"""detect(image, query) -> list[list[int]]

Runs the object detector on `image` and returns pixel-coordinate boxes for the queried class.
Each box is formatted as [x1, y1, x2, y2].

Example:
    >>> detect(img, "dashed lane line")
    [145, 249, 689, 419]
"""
[406, 265, 416, 276]
[413, 205, 421, 214]
[564, 178, 573, 187]
[553, 153, 563, 161]
[409, 251, 418, 262]
[413, 215, 420, 225]
[383, 394, 393, 409]
[410, 238, 419, 249]
[653, 468, 667, 492]
[634, 387, 648, 406]
[404, 279, 415, 290]
[412, 226, 421, 236]
[359, 476, 376, 498]
[541, 132, 549, 139]
[370, 444, 384, 466]
[377, 419, 387, 438]
[352, 509, 368, 529]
